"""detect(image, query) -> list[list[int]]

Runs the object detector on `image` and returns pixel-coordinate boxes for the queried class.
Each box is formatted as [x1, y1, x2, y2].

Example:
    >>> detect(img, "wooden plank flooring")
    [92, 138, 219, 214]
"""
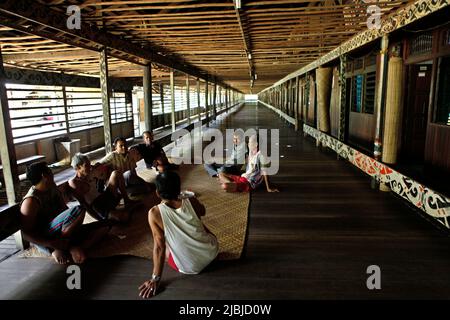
[0, 236, 18, 263]
[0, 103, 450, 300]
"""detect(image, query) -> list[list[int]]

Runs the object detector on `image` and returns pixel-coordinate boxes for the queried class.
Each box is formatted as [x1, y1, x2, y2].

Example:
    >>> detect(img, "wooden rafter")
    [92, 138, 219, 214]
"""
[233, 0, 254, 90]
[0, 0, 241, 92]
[0, 0, 418, 93]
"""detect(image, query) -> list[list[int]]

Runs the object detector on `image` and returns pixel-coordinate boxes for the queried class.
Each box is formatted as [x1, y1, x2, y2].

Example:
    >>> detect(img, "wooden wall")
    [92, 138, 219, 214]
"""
[5, 121, 135, 167]
[425, 124, 450, 172]
[348, 112, 375, 152]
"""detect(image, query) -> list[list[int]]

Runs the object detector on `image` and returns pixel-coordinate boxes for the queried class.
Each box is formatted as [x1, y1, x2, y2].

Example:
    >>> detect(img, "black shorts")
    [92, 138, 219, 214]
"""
[91, 189, 121, 220]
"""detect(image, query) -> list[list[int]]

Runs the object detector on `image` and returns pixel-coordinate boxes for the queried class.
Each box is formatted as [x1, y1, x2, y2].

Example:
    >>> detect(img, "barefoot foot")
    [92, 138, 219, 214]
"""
[70, 246, 86, 264]
[52, 249, 70, 264]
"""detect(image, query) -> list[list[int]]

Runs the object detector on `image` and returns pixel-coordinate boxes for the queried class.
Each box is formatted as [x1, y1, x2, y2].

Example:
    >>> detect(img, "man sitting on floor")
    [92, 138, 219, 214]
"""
[137, 131, 177, 172]
[98, 137, 148, 193]
[139, 171, 218, 298]
[20, 162, 109, 264]
[68, 153, 137, 223]
[219, 134, 279, 193]
[204, 130, 248, 177]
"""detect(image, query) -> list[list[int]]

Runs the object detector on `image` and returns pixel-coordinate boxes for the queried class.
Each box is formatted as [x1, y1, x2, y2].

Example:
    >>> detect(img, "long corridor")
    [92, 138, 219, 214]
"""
[0, 103, 449, 300]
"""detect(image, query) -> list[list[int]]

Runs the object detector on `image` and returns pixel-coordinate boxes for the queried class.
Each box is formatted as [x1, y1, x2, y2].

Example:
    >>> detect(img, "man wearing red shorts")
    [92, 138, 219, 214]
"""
[219, 134, 279, 193]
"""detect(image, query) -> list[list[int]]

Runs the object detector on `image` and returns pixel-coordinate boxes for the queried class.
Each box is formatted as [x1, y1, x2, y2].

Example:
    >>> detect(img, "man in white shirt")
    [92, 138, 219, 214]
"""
[204, 131, 248, 177]
[139, 171, 218, 298]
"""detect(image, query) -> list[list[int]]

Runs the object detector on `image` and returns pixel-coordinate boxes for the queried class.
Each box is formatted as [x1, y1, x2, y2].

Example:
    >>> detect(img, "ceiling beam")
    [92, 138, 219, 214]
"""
[259, 0, 450, 94]
[0, 0, 242, 93]
[2, 49, 97, 61]
[233, 0, 255, 92]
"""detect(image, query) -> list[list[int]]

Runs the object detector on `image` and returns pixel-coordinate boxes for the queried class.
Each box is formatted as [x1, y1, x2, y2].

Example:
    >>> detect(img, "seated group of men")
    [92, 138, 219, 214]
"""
[20, 131, 170, 264]
[19, 130, 278, 298]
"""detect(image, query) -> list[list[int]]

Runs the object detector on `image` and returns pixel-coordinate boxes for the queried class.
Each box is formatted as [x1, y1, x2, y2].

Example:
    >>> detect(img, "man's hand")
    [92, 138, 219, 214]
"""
[267, 187, 279, 193]
[139, 279, 159, 299]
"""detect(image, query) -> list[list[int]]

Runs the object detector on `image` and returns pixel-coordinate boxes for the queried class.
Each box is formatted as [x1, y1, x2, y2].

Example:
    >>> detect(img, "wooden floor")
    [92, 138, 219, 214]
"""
[1, 103, 450, 300]
[0, 236, 18, 263]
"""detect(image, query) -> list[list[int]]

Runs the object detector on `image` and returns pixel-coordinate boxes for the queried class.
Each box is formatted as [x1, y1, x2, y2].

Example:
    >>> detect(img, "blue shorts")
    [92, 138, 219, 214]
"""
[48, 205, 84, 235]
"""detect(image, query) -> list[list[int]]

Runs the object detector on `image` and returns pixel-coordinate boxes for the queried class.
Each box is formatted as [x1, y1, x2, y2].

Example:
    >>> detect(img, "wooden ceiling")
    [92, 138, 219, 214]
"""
[0, 0, 414, 93]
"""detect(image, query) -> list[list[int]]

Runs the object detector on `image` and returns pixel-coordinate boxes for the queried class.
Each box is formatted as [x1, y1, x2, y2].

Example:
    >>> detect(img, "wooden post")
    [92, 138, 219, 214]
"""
[0, 46, 25, 249]
[373, 36, 390, 191]
[338, 54, 347, 142]
[279, 86, 282, 110]
[170, 69, 176, 132]
[213, 82, 217, 120]
[61, 85, 70, 134]
[286, 81, 290, 115]
[143, 64, 153, 132]
[374, 35, 389, 162]
[225, 87, 229, 113]
[295, 77, 299, 131]
[99, 47, 113, 154]
[159, 82, 165, 128]
[125, 90, 133, 134]
[285, 82, 289, 116]
[290, 79, 294, 117]
[205, 79, 209, 127]
[0, 49, 20, 205]
[186, 75, 190, 125]
[218, 86, 221, 111]
[197, 78, 201, 122]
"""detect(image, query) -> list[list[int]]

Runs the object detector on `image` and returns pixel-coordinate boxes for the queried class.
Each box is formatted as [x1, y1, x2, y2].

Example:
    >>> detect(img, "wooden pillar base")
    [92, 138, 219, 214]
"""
[14, 231, 28, 250]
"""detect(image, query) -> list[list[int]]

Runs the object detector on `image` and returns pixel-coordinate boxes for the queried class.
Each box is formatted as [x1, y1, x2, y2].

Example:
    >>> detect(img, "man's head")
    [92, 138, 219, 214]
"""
[143, 131, 153, 146]
[26, 161, 54, 187]
[114, 137, 127, 154]
[71, 153, 91, 176]
[155, 171, 180, 200]
[248, 134, 259, 152]
[233, 129, 244, 146]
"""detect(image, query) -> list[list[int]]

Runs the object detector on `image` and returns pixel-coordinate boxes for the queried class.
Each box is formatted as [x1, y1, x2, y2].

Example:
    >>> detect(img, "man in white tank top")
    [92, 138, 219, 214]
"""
[139, 171, 218, 298]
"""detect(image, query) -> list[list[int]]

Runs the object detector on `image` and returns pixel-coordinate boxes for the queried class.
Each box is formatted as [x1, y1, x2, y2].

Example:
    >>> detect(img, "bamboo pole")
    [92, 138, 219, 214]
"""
[382, 55, 403, 165]
[315, 67, 332, 133]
